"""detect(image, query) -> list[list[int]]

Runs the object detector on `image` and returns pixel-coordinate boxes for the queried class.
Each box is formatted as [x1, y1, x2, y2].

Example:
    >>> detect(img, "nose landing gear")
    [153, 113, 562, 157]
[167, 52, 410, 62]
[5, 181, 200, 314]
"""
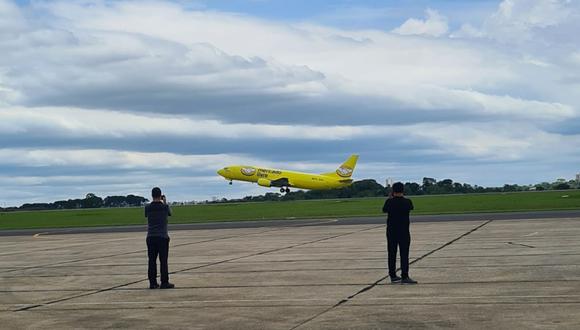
[229, 181, 233, 185]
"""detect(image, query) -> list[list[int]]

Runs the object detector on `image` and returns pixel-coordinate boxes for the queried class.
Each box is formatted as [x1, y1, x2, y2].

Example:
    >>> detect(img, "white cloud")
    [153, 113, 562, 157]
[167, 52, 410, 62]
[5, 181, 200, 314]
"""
[451, 0, 580, 46]
[444, 89, 574, 120]
[450, 23, 485, 39]
[406, 122, 580, 161]
[0, 106, 387, 140]
[484, 0, 574, 42]
[392, 9, 449, 37]
[3, 0, 576, 111]
[0, 0, 579, 204]
[0, 147, 364, 174]
[0, 148, 258, 170]
[0, 0, 25, 33]
[571, 51, 580, 65]
[2, 0, 574, 125]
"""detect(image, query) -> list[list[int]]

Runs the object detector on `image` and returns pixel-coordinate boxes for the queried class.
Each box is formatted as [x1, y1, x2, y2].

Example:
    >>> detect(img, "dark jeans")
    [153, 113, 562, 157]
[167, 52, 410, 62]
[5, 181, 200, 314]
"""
[387, 229, 411, 278]
[146, 236, 170, 285]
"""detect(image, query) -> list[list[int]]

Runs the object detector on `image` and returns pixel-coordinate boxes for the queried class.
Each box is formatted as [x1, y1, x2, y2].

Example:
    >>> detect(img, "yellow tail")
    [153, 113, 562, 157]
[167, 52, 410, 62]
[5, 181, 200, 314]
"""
[321, 154, 359, 178]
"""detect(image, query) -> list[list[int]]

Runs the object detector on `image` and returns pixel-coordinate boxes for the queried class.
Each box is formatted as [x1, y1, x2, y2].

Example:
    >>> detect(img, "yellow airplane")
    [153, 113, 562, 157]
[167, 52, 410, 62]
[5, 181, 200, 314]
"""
[217, 155, 359, 193]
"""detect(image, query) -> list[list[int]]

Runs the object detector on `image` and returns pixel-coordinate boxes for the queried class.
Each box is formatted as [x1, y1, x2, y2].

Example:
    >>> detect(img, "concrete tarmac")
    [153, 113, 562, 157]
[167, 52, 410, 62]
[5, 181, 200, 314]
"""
[1, 215, 580, 329]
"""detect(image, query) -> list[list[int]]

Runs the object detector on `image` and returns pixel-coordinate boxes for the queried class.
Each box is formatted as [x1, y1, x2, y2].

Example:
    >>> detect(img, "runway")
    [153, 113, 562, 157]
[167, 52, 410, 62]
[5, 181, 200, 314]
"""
[2, 209, 580, 237]
[1, 212, 580, 328]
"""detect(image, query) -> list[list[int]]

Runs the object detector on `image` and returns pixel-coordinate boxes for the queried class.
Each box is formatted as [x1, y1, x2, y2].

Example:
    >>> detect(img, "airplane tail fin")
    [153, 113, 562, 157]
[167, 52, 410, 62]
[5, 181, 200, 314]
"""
[321, 154, 359, 178]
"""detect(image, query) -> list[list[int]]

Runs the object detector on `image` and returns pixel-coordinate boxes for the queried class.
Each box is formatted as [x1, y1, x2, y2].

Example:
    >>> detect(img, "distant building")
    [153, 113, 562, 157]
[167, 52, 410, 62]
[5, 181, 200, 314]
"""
[576, 173, 580, 183]
[386, 178, 394, 188]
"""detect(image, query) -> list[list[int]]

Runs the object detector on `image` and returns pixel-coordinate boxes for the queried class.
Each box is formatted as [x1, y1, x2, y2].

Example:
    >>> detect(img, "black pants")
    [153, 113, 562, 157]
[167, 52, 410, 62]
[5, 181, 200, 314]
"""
[146, 236, 170, 285]
[387, 229, 411, 278]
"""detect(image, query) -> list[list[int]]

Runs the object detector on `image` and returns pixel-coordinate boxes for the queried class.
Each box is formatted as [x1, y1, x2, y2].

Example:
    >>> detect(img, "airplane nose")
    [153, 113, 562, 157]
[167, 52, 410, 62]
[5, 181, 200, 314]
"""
[217, 168, 225, 176]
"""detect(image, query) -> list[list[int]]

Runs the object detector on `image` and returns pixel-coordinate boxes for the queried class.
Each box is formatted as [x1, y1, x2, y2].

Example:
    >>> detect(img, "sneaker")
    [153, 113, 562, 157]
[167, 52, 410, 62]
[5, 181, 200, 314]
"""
[390, 275, 402, 283]
[149, 283, 160, 289]
[160, 282, 175, 289]
[401, 277, 418, 285]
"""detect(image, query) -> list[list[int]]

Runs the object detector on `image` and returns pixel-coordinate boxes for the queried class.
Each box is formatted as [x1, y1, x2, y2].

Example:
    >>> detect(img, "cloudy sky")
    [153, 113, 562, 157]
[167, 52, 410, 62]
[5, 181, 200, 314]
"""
[1, 0, 579, 205]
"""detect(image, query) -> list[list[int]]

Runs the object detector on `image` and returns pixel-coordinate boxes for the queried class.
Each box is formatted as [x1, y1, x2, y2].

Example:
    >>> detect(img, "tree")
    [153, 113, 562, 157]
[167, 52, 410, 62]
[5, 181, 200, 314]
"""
[125, 195, 148, 206]
[502, 184, 519, 192]
[20, 203, 54, 211]
[434, 179, 454, 194]
[104, 195, 148, 207]
[404, 182, 421, 195]
[422, 177, 436, 186]
[82, 194, 103, 208]
[439, 179, 453, 186]
[554, 183, 570, 190]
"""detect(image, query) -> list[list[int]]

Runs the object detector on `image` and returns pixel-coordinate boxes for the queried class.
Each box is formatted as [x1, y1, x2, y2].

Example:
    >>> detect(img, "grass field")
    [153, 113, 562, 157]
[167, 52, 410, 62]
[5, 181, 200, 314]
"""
[1, 190, 580, 230]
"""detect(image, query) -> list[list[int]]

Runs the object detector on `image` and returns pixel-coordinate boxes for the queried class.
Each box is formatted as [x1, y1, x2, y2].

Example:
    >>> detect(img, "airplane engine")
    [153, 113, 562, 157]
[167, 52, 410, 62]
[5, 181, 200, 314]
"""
[257, 178, 271, 187]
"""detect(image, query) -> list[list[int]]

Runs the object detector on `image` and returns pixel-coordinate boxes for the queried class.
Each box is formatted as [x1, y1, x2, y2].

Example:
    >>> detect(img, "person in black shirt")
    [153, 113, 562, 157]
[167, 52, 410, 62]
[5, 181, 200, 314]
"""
[145, 187, 175, 289]
[382, 182, 417, 284]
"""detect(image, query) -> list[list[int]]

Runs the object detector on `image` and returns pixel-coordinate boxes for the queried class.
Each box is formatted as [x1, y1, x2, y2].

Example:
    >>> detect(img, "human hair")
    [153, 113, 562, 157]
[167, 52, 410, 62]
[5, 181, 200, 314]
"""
[392, 182, 404, 193]
[151, 187, 162, 198]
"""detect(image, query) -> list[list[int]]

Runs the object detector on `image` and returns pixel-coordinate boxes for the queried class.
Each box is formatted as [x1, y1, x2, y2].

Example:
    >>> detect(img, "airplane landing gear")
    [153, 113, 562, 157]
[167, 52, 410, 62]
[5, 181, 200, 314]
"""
[280, 187, 290, 193]
[229, 181, 233, 185]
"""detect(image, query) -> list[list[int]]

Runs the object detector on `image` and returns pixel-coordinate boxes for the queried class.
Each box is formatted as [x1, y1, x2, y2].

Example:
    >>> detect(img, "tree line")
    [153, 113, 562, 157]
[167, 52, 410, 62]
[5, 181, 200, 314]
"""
[1, 194, 148, 212]
[211, 177, 580, 203]
[2, 177, 578, 211]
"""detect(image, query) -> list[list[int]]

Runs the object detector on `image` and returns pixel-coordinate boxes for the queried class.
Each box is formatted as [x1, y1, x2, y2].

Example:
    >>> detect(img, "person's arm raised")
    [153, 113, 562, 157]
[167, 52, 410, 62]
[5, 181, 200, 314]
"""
[382, 199, 390, 213]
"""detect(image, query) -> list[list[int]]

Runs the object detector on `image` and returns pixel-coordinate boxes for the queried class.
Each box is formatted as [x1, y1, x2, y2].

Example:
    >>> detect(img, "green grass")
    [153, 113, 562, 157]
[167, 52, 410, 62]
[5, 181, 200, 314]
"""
[1, 190, 580, 230]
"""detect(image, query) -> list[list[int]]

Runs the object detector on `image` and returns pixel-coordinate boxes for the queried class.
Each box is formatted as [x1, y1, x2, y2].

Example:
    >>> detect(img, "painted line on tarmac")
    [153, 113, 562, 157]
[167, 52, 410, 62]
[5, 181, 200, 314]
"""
[289, 219, 493, 330]
[32, 228, 80, 237]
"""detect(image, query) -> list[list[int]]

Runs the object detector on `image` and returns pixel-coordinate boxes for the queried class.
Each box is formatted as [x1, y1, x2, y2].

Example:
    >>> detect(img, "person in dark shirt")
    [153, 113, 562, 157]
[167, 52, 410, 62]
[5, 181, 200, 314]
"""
[145, 187, 174, 289]
[382, 182, 417, 284]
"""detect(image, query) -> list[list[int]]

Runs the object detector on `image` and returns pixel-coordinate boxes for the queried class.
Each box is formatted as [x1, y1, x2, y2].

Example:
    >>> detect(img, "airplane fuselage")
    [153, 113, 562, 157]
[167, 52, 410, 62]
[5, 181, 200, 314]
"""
[217, 165, 352, 190]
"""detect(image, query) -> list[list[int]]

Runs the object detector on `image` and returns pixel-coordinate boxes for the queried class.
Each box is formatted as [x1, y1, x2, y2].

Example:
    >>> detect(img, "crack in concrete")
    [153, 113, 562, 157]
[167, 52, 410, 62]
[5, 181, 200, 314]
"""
[507, 242, 536, 248]
[289, 220, 493, 330]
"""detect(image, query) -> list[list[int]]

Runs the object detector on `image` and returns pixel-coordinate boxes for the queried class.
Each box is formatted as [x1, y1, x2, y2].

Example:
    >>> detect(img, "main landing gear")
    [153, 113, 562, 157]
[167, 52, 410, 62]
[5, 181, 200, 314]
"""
[280, 187, 290, 194]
